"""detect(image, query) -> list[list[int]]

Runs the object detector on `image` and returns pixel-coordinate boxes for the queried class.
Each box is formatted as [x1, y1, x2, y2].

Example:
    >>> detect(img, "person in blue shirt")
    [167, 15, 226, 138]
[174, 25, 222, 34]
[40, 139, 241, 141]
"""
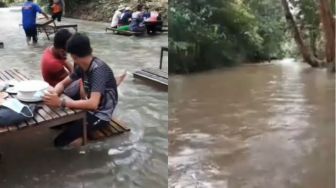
[22, 0, 49, 44]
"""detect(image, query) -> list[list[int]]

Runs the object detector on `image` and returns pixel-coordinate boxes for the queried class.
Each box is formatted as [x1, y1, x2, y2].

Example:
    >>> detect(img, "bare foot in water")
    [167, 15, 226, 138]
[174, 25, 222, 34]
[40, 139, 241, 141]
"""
[69, 138, 83, 148]
[116, 70, 127, 86]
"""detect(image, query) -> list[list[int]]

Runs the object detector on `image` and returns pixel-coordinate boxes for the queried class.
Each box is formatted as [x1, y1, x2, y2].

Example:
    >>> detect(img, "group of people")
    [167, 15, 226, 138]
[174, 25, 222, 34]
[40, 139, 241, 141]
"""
[21, 1, 126, 147]
[111, 4, 163, 35]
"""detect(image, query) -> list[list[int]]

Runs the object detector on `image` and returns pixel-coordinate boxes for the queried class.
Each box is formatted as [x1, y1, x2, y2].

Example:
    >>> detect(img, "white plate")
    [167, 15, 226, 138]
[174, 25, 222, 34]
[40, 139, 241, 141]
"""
[16, 94, 42, 102]
[6, 87, 18, 94]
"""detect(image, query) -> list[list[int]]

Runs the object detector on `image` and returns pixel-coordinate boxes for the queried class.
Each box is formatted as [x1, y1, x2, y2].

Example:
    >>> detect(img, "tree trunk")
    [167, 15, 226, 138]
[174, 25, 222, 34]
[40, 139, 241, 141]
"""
[281, 0, 320, 67]
[318, 0, 335, 67]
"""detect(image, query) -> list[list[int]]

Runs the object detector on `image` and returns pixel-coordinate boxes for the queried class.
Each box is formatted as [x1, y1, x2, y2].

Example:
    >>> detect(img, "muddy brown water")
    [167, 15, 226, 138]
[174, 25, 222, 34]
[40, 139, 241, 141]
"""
[169, 59, 335, 188]
[0, 7, 168, 188]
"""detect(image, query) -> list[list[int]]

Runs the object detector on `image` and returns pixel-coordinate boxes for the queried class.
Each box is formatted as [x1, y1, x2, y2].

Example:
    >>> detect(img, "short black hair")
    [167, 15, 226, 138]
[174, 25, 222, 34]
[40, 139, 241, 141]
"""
[136, 4, 143, 11]
[66, 33, 92, 57]
[54, 29, 72, 50]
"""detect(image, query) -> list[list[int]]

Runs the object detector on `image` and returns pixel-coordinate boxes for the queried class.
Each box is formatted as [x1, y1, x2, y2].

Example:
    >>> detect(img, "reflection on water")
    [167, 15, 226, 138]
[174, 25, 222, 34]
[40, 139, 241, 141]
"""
[169, 59, 335, 188]
[0, 7, 168, 188]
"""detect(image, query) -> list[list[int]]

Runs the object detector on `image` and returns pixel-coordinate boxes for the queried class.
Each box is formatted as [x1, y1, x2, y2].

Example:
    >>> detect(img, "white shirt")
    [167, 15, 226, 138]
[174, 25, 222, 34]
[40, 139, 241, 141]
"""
[111, 10, 122, 27]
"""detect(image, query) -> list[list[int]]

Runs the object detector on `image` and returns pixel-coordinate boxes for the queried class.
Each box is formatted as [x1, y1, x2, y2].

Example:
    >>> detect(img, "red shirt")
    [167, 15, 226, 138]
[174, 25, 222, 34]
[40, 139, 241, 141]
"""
[41, 47, 67, 87]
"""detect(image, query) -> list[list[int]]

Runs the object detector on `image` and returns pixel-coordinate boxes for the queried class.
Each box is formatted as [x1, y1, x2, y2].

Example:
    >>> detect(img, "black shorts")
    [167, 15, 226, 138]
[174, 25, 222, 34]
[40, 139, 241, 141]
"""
[52, 12, 62, 22]
[23, 26, 37, 38]
[54, 113, 109, 147]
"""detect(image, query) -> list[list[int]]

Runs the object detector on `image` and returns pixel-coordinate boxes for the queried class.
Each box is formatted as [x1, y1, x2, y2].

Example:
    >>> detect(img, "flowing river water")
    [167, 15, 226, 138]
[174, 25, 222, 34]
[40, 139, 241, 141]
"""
[169, 60, 335, 188]
[0, 7, 168, 188]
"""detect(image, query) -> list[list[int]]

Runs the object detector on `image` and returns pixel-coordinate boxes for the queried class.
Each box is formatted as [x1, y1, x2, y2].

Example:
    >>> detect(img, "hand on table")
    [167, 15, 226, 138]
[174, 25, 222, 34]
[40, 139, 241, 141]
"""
[43, 90, 61, 108]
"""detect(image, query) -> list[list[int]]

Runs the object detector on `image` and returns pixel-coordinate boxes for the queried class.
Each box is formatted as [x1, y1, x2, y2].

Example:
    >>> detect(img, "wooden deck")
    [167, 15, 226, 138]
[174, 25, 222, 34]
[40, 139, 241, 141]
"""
[133, 46, 168, 90]
[133, 68, 168, 90]
[0, 69, 130, 144]
[105, 27, 144, 36]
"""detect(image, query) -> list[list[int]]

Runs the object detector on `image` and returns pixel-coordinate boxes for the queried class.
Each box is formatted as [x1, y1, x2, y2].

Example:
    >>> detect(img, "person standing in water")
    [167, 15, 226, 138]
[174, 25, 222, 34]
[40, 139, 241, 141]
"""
[51, 0, 63, 22]
[22, 0, 49, 44]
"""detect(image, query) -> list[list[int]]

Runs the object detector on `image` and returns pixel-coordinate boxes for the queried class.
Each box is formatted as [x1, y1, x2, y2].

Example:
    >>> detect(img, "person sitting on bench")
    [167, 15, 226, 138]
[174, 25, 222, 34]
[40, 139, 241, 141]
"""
[111, 5, 125, 28]
[143, 6, 150, 20]
[130, 4, 145, 33]
[116, 7, 132, 31]
[145, 7, 162, 35]
[22, 0, 49, 44]
[43, 33, 123, 147]
[41, 29, 73, 87]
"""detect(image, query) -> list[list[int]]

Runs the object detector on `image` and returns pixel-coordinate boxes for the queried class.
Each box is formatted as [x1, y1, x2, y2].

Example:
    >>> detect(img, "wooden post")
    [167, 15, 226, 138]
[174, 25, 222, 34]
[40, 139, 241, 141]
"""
[160, 47, 164, 69]
[82, 113, 87, 145]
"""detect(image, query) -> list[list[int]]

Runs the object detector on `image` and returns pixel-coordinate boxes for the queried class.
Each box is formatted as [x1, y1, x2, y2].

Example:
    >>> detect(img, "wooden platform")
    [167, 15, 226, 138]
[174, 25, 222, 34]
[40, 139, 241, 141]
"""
[0, 69, 130, 143]
[105, 27, 144, 36]
[133, 68, 168, 90]
[92, 119, 130, 140]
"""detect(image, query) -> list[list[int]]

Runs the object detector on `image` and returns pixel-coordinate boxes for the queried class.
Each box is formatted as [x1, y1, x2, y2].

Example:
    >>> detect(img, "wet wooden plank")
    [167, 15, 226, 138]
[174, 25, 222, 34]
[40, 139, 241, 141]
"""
[36, 108, 52, 121]
[41, 105, 60, 119]
[13, 69, 30, 80]
[7, 69, 27, 81]
[55, 24, 78, 32]
[142, 68, 168, 79]
[3, 70, 18, 81]
[105, 27, 144, 36]
[133, 70, 168, 86]
[0, 70, 11, 81]
[112, 118, 130, 131]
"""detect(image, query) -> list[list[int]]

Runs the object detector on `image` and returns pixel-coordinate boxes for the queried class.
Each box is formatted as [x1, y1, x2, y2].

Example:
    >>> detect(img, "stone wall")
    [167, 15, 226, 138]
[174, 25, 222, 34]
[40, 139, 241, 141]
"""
[64, 0, 168, 24]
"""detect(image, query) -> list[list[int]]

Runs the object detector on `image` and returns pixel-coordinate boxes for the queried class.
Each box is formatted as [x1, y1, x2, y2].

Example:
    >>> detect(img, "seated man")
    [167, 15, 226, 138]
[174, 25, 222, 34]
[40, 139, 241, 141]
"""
[143, 6, 150, 20]
[145, 7, 163, 35]
[41, 29, 73, 87]
[116, 7, 132, 31]
[43, 33, 122, 147]
[130, 4, 146, 33]
[118, 7, 132, 26]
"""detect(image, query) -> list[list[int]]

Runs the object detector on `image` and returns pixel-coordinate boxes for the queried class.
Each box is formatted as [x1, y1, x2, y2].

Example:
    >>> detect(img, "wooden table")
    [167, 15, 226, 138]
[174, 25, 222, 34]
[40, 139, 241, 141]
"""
[0, 69, 88, 145]
[36, 20, 78, 40]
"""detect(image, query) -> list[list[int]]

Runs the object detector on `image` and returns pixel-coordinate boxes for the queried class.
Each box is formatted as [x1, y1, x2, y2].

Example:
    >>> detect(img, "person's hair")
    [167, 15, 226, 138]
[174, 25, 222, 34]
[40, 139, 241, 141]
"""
[136, 4, 143, 11]
[66, 33, 92, 57]
[54, 29, 72, 50]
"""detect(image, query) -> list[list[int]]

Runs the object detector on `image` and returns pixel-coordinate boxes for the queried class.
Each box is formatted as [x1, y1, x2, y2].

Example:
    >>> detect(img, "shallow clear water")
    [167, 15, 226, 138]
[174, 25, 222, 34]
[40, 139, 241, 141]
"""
[169, 59, 335, 188]
[0, 7, 168, 188]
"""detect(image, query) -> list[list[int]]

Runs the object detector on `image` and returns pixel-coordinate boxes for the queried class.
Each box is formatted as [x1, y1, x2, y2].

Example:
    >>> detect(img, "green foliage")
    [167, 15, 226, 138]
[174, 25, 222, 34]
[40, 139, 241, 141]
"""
[169, 0, 288, 73]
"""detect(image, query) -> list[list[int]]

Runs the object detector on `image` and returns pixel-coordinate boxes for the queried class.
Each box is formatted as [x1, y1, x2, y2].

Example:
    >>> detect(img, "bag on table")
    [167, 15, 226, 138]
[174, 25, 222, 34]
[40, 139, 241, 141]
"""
[0, 98, 38, 127]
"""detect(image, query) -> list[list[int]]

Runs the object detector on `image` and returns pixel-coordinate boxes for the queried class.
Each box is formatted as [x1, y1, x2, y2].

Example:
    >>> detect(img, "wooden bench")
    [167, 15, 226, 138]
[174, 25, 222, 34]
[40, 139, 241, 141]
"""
[133, 68, 168, 90]
[0, 69, 130, 145]
[105, 27, 145, 36]
[133, 46, 168, 90]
